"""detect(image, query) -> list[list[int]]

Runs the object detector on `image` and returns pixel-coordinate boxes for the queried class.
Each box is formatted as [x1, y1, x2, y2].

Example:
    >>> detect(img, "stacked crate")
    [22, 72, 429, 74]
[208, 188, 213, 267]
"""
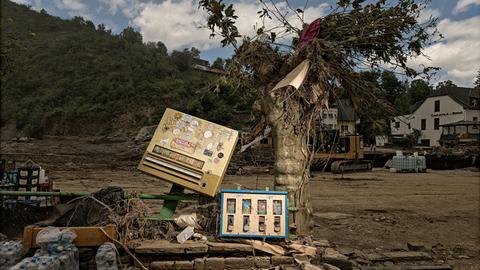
[16, 166, 40, 200]
[392, 155, 426, 172]
[0, 160, 17, 190]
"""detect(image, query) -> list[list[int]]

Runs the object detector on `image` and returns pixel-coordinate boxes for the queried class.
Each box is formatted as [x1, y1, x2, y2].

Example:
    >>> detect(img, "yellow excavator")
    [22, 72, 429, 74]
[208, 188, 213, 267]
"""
[312, 130, 372, 173]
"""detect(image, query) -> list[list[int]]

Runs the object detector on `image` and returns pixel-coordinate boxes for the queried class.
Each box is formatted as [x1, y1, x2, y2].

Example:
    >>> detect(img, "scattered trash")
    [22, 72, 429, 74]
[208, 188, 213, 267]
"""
[192, 233, 207, 241]
[176, 226, 195, 244]
[174, 213, 201, 229]
[242, 239, 285, 255]
[289, 243, 317, 257]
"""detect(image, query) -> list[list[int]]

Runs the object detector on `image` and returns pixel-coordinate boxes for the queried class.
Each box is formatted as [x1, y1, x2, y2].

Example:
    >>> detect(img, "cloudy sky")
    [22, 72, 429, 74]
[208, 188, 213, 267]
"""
[11, 0, 480, 86]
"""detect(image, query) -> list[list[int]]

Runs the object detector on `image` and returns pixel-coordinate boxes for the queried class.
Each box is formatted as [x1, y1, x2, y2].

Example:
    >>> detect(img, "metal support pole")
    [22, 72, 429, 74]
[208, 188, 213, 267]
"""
[0, 190, 197, 201]
[149, 184, 185, 221]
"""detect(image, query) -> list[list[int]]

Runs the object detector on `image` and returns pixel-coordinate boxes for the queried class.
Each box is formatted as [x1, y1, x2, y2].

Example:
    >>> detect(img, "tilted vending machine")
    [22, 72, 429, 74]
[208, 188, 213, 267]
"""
[137, 108, 239, 197]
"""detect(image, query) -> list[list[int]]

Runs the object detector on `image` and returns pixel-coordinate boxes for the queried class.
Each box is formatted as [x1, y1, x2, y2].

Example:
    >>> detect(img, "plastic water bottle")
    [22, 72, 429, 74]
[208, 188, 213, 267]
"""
[95, 243, 119, 270]
[0, 240, 25, 270]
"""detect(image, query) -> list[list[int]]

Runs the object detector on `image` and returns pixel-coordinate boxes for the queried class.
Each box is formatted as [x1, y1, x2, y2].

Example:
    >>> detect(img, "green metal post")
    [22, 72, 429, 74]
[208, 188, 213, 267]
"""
[0, 190, 197, 201]
[0, 190, 90, 197]
[0, 189, 196, 221]
[147, 184, 185, 221]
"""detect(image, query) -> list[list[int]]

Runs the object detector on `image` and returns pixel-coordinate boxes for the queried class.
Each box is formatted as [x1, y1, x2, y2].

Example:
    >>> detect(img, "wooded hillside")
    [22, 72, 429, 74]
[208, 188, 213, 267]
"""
[0, 0, 252, 137]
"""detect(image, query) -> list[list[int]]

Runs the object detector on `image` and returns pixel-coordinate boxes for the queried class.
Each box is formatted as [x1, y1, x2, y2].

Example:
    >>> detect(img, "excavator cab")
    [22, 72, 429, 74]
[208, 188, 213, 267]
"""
[312, 130, 371, 173]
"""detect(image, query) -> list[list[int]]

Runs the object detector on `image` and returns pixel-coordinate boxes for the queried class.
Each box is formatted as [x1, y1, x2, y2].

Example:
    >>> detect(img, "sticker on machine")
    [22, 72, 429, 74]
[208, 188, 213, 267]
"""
[204, 130, 213, 139]
[171, 138, 196, 154]
[159, 138, 170, 145]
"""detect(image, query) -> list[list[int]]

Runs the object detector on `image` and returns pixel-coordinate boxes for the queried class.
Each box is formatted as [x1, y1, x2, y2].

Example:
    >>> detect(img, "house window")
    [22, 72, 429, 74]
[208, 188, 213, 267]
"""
[328, 113, 333, 119]
[394, 122, 400, 128]
[421, 119, 426, 130]
[420, 139, 430, 146]
[260, 138, 269, 145]
[474, 117, 478, 129]
[434, 100, 440, 112]
[408, 123, 411, 129]
[434, 118, 440, 130]
[341, 125, 349, 133]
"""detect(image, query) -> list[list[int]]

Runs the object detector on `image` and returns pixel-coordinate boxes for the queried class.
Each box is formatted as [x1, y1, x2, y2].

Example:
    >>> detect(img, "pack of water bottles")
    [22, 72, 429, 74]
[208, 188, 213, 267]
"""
[9, 227, 79, 270]
[10, 255, 60, 270]
[95, 242, 119, 270]
[0, 240, 26, 270]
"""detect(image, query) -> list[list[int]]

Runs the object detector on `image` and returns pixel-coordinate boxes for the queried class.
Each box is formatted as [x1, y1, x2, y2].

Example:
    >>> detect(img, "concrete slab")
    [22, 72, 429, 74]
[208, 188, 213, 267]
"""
[135, 240, 208, 254]
[364, 251, 432, 262]
[207, 242, 253, 253]
[150, 261, 193, 270]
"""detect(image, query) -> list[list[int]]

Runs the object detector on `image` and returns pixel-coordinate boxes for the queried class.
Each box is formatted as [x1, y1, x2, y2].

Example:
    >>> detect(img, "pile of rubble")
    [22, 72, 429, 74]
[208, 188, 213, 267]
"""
[125, 237, 452, 270]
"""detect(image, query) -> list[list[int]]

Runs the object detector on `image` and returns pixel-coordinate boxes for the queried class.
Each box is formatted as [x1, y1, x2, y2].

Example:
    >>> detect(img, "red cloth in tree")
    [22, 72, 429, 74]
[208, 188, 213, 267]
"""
[298, 18, 321, 47]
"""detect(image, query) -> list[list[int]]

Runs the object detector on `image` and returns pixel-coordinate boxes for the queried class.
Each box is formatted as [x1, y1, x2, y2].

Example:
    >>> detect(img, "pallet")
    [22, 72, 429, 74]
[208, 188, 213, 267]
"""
[22, 224, 118, 249]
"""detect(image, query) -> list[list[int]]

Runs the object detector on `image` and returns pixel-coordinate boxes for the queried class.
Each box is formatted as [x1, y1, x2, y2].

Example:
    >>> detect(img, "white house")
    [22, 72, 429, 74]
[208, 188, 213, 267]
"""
[391, 86, 480, 146]
[321, 99, 358, 135]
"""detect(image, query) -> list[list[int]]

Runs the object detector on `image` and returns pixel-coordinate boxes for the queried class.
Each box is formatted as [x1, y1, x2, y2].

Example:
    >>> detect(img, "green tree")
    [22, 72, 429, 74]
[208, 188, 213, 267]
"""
[1, 0, 243, 137]
[171, 50, 194, 71]
[211, 57, 225, 69]
[474, 69, 480, 89]
[189, 47, 201, 58]
[436, 80, 457, 90]
[156, 41, 168, 56]
[380, 70, 407, 104]
[120, 26, 142, 44]
[408, 79, 432, 103]
[406, 129, 422, 147]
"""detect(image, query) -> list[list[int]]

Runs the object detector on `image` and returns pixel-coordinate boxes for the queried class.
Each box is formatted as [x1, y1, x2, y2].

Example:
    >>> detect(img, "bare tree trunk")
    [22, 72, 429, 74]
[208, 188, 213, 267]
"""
[263, 93, 313, 236]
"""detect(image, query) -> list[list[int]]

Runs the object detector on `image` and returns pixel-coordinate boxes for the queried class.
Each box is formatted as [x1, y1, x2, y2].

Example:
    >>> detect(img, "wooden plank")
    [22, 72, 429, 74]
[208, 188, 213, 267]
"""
[22, 224, 118, 249]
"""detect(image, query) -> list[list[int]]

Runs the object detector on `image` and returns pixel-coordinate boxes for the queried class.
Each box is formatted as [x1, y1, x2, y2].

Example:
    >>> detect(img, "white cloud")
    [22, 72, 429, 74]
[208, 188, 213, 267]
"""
[409, 16, 480, 86]
[132, 0, 329, 51]
[98, 0, 144, 18]
[11, 0, 49, 12]
[418, 7, 441, 23]
[53, 0, 88, 14]
[132, 0, 213, 51]
[99, 0, 126, 14]
[453, 0, 480, 14]
[10, 0, 30, 5]
[52, 0, 95, 21]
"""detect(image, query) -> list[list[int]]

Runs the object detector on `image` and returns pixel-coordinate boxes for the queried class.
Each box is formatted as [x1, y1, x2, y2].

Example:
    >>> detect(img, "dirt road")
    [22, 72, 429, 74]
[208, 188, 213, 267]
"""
[1, 136, 479, 269]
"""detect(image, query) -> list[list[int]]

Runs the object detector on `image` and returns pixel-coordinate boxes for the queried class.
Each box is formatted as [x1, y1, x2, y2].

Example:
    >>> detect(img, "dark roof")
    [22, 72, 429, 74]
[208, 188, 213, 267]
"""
[192, 58, 210, 67]
[333, 99, 355, 121]
[429, 86, 480, 110]
[409, 100, 423, 114]
[440, 120, 480, 127]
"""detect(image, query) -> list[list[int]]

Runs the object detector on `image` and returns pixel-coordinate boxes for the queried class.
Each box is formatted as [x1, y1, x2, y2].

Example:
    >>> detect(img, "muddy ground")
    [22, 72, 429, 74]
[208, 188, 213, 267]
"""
[1, 136, 479, 269]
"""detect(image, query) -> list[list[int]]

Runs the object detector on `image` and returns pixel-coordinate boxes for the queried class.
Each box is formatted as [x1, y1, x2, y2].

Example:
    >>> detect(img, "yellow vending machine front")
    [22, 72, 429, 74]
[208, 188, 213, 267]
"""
[138, 108, 239, 197]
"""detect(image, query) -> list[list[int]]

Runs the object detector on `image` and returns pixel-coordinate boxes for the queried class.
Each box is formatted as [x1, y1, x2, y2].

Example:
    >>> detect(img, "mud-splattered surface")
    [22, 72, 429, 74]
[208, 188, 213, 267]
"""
[1, 136, 479, 269]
